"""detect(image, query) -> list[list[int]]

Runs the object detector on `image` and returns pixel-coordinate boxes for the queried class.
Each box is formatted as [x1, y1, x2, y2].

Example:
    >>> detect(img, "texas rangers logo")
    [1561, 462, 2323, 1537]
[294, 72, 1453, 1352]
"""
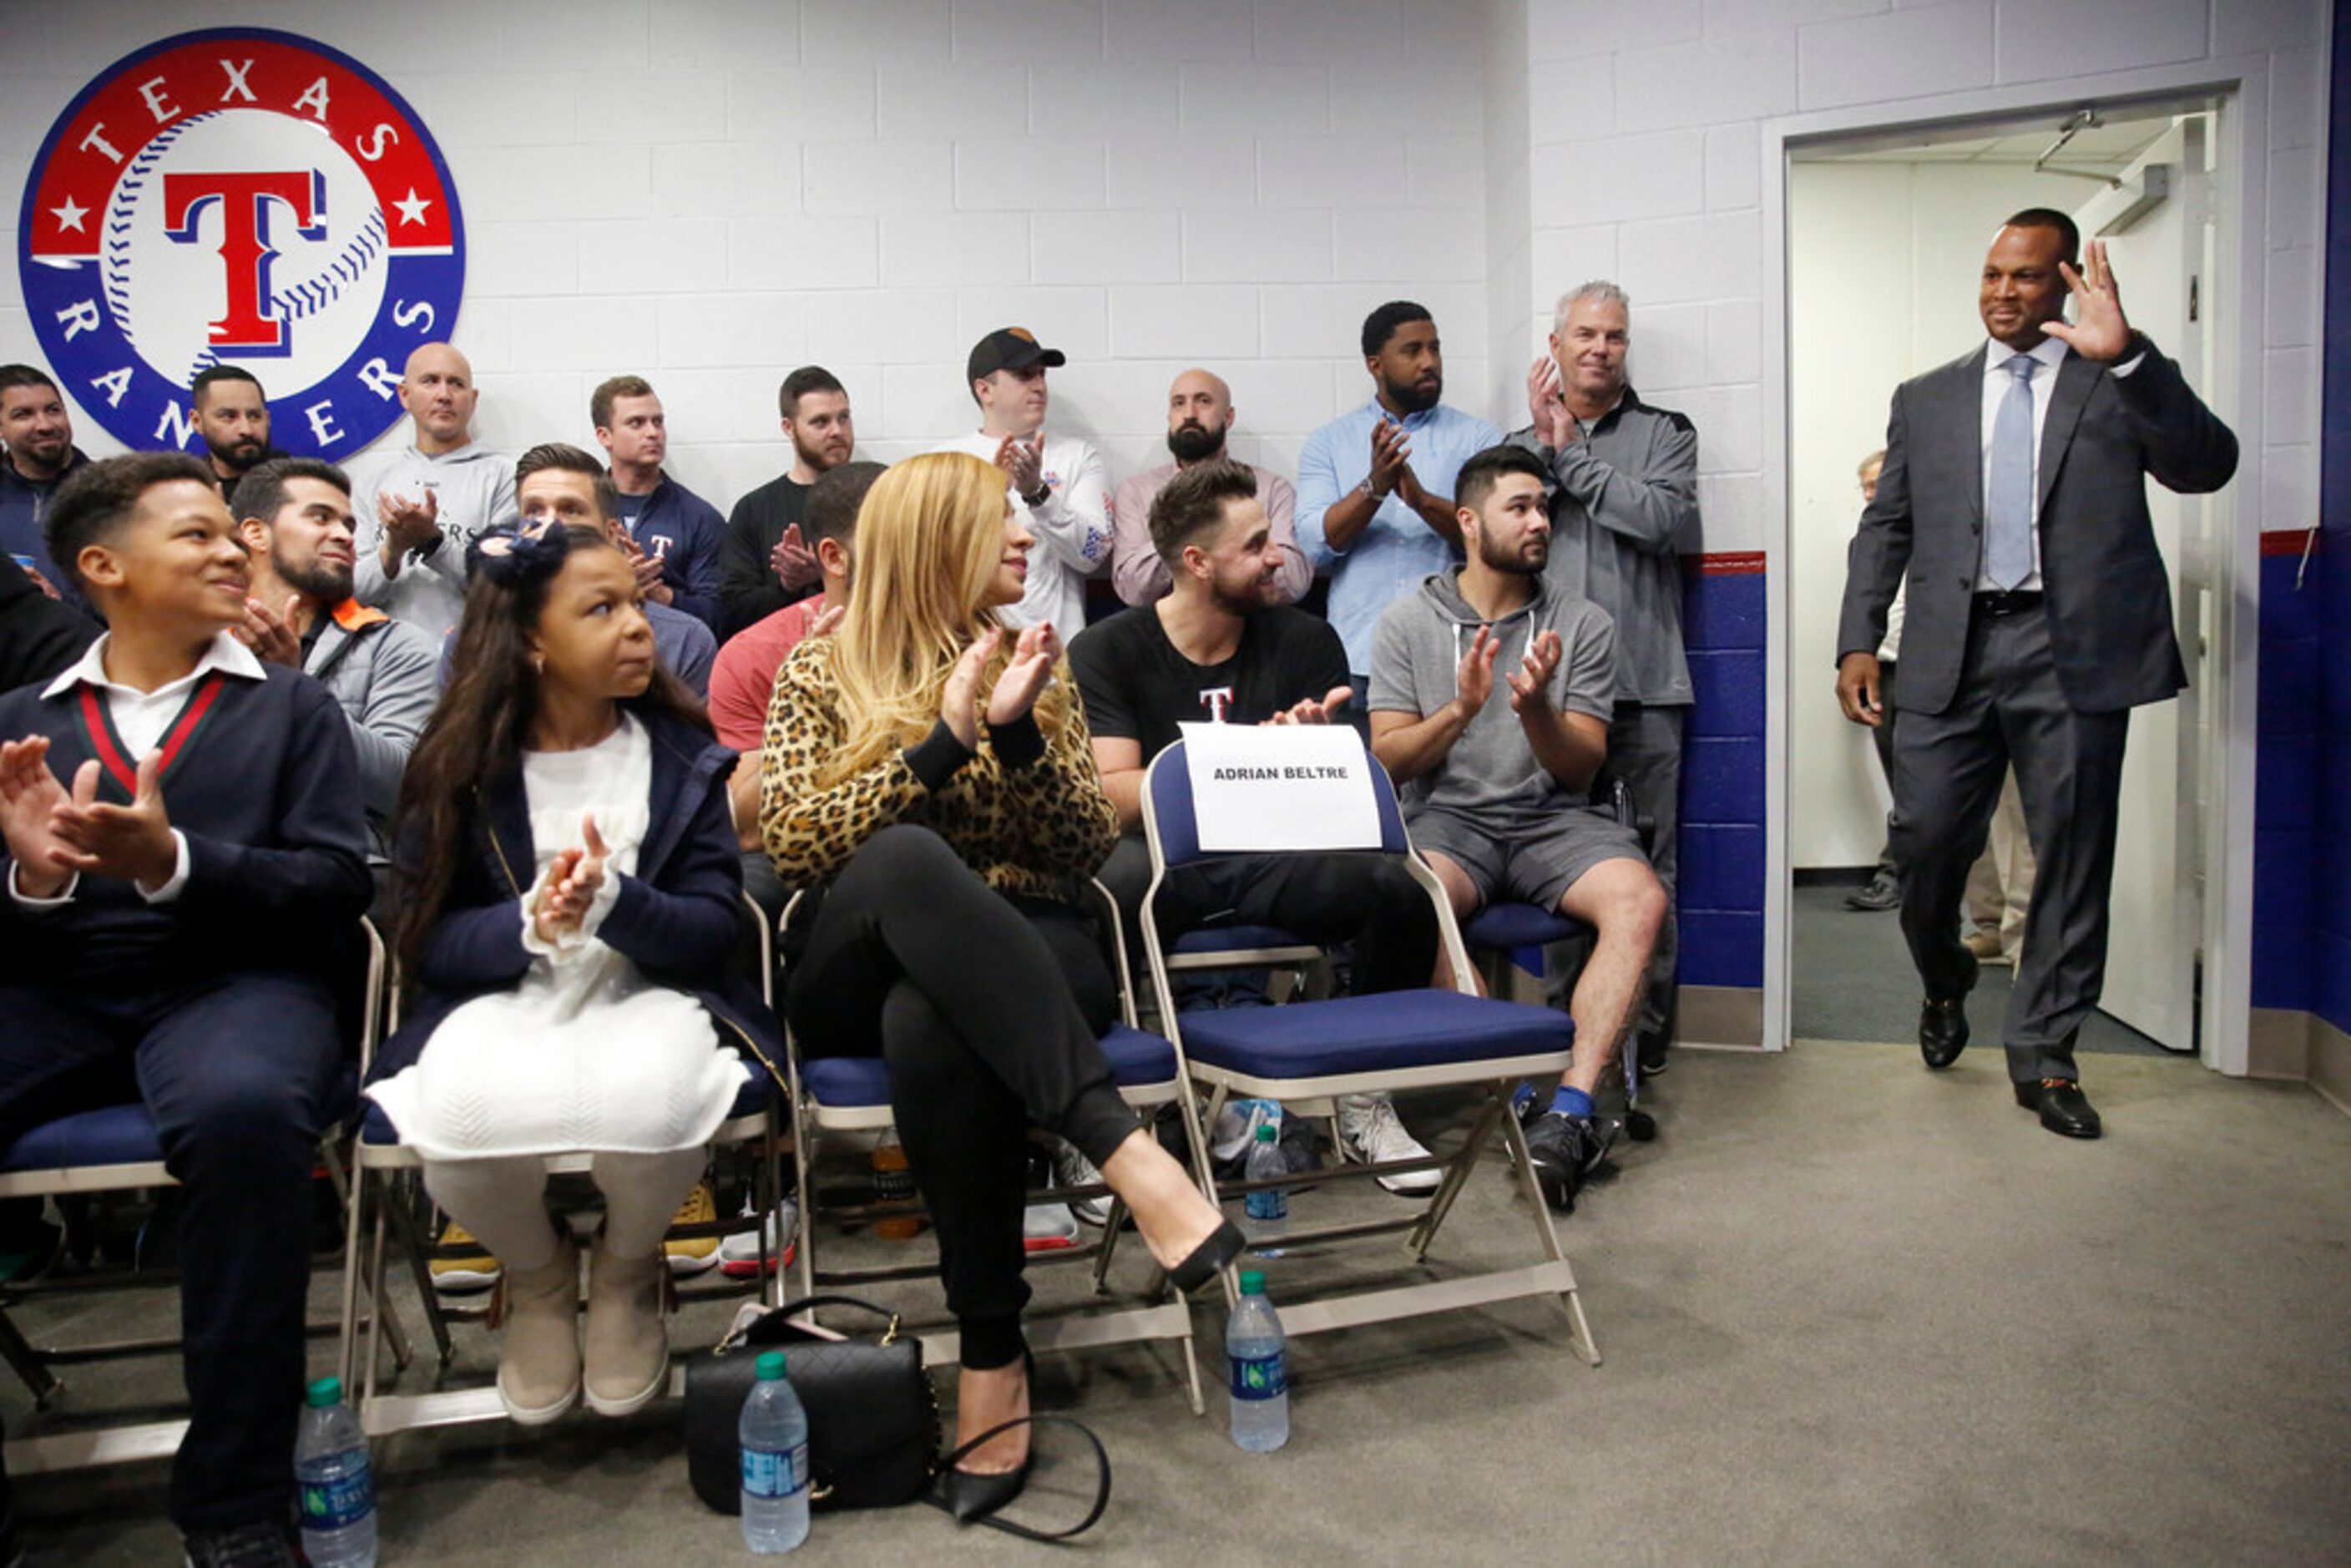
[19, 29, 464, 458]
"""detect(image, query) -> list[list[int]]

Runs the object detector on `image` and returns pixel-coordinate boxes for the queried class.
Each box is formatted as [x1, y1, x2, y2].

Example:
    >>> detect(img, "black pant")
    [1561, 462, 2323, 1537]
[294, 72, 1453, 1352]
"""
[0, 972, 343, 1533]
[1890, 604, 2128, 1082]
[784, 827, 1135, 1368]
[1098, 835, 1438, 993]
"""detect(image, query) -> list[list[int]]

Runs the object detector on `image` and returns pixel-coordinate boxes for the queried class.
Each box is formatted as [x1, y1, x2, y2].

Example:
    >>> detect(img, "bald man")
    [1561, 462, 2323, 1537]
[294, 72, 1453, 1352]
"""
[350, 342, 519, 642]
[1111, 368, 1307, 607]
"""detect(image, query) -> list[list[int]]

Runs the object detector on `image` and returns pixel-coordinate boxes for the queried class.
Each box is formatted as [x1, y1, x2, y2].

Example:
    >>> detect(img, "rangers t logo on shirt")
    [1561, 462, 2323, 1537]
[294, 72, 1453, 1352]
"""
[18, 28, 466, 458]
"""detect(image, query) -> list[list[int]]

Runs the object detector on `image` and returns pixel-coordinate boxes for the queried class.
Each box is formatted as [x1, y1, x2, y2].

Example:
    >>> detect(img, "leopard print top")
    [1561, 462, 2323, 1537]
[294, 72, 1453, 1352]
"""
[759, 634, 1120, 900]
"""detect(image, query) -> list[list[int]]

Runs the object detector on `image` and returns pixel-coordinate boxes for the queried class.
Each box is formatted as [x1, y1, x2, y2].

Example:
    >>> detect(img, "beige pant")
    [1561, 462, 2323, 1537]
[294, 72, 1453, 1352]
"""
[1964, 768, 2035, 963]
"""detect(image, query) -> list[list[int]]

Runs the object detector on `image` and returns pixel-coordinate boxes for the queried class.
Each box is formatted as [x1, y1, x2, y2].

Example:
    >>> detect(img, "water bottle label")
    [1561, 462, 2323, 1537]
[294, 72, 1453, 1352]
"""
[742, 1440, 810, 1500]
[300, 1463, 375, 1532]
[1230, 1350, 1287, 1400]
[1245, 1188, 1287, 1222]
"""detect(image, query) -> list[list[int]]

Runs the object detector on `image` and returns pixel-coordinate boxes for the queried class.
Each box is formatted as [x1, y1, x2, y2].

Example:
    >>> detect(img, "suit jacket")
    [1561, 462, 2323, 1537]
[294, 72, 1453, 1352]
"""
[1837, 338, 2237, 716]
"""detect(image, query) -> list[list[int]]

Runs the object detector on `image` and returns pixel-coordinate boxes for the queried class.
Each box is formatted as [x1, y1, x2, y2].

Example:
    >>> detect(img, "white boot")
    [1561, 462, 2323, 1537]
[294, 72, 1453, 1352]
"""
[583, 1233, 670, 1416]
[493, 1234, 580, 1425]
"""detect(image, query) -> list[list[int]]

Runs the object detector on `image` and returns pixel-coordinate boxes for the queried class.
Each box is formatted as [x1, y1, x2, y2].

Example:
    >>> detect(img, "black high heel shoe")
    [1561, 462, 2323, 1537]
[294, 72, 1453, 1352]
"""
[941, 1351, 1035, 1525]
[1167, 1217, 1246, 1293]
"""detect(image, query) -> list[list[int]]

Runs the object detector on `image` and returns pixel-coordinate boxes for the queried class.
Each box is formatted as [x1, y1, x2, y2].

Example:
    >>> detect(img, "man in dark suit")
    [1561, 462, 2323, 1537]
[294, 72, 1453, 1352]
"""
[1834, 208, 2237, 1139]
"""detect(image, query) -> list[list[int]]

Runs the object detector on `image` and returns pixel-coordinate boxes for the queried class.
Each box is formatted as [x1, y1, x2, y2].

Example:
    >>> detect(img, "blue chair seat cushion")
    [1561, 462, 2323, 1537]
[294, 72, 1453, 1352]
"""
[362, 1067, 774, 1148]
[1172, 925, 1308, 955]
[1464, 902, 1590, 949]
[1177, 990, 1571, 1080]
[5, 1067, 361, 1171]
[801, 1024, 1177, 1110]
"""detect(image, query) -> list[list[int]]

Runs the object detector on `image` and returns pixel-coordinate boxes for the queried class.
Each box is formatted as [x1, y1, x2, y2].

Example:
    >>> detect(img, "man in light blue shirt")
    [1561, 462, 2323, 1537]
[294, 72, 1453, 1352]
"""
[1297, 301, 1500, 700]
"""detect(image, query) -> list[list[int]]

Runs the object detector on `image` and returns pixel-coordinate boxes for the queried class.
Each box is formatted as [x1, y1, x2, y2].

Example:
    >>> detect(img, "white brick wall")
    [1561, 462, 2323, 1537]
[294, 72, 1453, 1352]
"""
[0, 0, 1494, 503]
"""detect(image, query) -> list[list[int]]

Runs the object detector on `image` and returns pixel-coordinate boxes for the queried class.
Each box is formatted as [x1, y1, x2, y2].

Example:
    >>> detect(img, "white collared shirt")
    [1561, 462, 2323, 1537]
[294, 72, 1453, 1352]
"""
[11, 630, 266, 908]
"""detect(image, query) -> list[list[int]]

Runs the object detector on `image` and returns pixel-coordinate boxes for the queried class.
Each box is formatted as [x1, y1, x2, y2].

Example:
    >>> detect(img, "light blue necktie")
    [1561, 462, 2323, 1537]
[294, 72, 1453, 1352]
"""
[1984, 355, 2038, 590]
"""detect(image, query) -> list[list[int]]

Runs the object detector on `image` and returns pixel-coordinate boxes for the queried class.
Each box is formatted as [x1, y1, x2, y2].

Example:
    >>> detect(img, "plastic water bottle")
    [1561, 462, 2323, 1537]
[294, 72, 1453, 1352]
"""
[740, 1350, 811, 1553]
[1242, 1121, 1288, 1249]
[1226, 1269, 1289, 1452]
[294, 1376, 377, 1567]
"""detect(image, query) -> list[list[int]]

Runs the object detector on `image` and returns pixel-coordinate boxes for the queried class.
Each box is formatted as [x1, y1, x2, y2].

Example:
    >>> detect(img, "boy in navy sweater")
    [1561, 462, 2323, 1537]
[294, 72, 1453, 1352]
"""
[0, 453, 372, 1565]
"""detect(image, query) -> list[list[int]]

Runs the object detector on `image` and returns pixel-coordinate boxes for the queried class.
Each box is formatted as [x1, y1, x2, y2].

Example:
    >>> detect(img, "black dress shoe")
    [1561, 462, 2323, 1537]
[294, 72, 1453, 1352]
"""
[941, 1451, 1033, 1523]
[2014, 1078, 2101, 1139]
[1168, 1217, 1245, 1292]
[1919, 995, 1969, 1068]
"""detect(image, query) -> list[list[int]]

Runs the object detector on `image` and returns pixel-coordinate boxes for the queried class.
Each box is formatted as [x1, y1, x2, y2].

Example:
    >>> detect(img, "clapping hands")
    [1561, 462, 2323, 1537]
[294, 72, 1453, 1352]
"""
[532, 812, 609, 945]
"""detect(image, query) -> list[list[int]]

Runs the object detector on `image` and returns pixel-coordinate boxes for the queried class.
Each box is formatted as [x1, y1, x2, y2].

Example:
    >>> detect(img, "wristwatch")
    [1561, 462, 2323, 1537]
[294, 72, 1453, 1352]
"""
[1020, 482, 1051, 508]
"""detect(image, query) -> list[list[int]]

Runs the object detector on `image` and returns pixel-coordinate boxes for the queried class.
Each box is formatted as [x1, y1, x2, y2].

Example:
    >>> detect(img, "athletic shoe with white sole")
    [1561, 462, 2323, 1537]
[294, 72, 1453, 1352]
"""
[429, 1218, 501, 1294]
[1336, 1093, 1441, 1195]
[1050, 1141, 1115, 1227]
[717, 1198, 799, 1278]
[664, 1181, 722, 1277]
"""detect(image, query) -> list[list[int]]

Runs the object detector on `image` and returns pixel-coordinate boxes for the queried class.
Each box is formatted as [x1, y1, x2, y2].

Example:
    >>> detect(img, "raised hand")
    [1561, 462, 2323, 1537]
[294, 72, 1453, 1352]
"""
[771, 524, 821, 593]
[808, 602, 847, 640]
[1455, 625, 1498, 717]
[986, 620, 1060, 728]
[378, 488, 441, 555]
[49, 751, 176, 890]
[1526, 355, 1573, 448]
[1266, 685, 1353, 726]
[237, 594, 305, 668]
[0, 736, 77, 897]
[530, 813, 610, 945]
[1368, 419, 1412, 501]
[2043, 238, 2132, 363]
[1506, 629, 1564, 715]
[618, 534, 673, 604]
[942, 628, 1003, 750]
[995, 434, 1045, 499]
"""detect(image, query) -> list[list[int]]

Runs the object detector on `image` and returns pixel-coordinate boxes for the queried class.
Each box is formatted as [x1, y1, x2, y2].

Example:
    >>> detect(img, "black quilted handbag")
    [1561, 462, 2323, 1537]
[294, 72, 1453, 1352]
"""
[685, 1294, 940, 1514]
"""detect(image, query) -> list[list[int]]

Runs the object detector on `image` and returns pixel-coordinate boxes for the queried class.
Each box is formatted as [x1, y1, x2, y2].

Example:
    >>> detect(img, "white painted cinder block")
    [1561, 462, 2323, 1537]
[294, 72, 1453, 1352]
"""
[492, 0, 654, 72]
[1529, 225, 1624, 313]
[400, 75, 582, 149]
[509, 298, 660, 373]
[1108, 285, 1261, 359]
[1255, 0, 1405, 64]
[1105, 139, 1262, 210]
[653, 1, 805, 69]
[1797, 2, 1995, 111]
[1105, 0, 1257, 62]
[466, 225, 586, 300]
[2268, 146, 2321, 250]
[803, 0, 954, 62]
[728, 217, 882, 291]
[955, 287, 1114, 362]
[725, 68, 882, 144]
[2211, 0, 2322, 55]
[1664, 384, 1764, 475]
[1530, 129, 1705, 229]
[880, 212, 1034, 287]
[1691, 470, 1765, 554]
[1991, 0, 2208, 84]
[954, 138, 1108, 211]
[1258, 134, 1412, 210]
[2262, 346, 2318, 450]
[878, 61, 1031, 140]
[1030, 63, 1184, 138]
[1706, 298, 1763, 385]
[1704, 124, 1761, 213]
[651, 142, 802, 220]
[1183, 212, 1337, 284]
[1617, 301, 1705, 390]
[801, 291, 963, 367]
[2257, 447, 2318, 534]
[2268, 38, 2324, 154]
[1528, 72, 1615, 149]
[951, 0, 1109, 63]
[1034, 210, 1186, 285]
[657, 294, 810, 372]
[1618, 210, 1762, 305]
[1405, 134, 1488, 210]
[577, 220, 730, 296]
[571, 70, 731, 144]
[801, 140, 957, 215]
[1333, 59, 1489, 139]
[1332, 208, 1486, 284]
[1610, 28, 1799, 132]
[458, 145, 654, 223]
[1180, 62, 1333, 137]
[2263, 243, 2319, 351]
[880, 363, 988, 445]
[1524, 0, 1705, 63]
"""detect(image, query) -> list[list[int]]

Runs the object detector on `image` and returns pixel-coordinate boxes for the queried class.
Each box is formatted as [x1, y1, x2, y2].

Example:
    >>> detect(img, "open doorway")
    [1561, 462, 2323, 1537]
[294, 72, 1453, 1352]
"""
[1782, 96, 2234, 1060]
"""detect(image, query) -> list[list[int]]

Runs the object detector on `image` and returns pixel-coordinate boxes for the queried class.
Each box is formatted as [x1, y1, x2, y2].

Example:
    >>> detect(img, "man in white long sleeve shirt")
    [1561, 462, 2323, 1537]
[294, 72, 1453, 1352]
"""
[934, 328, 1110, 632]
[349, 343, 518, 645]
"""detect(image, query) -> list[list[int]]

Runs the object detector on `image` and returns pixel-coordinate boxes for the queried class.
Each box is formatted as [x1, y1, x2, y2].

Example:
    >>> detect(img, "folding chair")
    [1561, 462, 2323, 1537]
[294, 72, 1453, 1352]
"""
[1139, 741, 1601, 1363]
[0, 920, 399, 1474]
[781, 878, 1207, 1411]
[336, 894, 791, 1434]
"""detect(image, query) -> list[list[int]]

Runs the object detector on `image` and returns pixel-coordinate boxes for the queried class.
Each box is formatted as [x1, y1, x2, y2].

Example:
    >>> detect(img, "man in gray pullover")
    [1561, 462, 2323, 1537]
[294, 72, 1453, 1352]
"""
[1369, 444, 1666, 1214]
[350, 342, 518, 644]
[1509, 281, 1697, 1073]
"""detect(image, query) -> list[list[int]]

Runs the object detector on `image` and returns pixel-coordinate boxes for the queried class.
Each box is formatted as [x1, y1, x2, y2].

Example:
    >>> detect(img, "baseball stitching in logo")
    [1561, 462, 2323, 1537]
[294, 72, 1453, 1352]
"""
[20, 28, 466, 458]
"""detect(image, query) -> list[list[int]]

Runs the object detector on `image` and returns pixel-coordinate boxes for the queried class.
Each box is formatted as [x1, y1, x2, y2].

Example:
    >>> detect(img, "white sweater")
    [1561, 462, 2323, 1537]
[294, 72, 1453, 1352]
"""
[933, 431, 1110, 633]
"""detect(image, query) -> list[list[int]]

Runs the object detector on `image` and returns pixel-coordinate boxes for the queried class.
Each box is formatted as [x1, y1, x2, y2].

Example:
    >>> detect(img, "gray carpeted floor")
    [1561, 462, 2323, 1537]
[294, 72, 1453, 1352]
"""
[1793, 883, 2168, 1057]
[10, 1040, 2350, 1564]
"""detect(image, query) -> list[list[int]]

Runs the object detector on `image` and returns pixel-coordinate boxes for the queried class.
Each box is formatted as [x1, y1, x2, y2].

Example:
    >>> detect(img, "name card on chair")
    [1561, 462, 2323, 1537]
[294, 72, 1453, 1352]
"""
[1180, 721, 1381, 852]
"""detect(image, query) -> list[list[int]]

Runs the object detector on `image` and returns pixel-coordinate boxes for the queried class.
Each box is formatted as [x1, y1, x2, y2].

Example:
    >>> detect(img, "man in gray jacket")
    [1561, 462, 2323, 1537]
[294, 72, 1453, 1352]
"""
[232, 458, 437, 892]
[1509, 281, 1697, 1071]
[350, 343, 518, 643]
[1370, 445, 1666, 1213]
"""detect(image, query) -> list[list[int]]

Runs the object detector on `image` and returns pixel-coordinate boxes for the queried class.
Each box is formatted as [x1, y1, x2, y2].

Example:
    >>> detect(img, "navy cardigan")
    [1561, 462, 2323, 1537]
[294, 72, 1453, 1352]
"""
[372, 708, 782, 1085]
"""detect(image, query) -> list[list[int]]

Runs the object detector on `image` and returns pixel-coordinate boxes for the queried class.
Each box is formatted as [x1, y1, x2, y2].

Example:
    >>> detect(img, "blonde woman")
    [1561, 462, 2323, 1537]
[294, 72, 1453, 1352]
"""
[761, 452, 1241, 1521]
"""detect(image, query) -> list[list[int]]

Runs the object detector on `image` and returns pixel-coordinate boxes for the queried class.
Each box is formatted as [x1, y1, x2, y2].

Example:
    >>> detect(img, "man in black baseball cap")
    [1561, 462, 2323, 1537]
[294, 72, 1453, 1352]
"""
[937, 326, 1109, 633]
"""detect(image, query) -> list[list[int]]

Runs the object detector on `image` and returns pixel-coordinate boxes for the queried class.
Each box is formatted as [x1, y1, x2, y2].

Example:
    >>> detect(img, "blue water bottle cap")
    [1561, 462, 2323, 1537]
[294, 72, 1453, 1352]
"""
[755, 1350, 787, 1379]
[1238, 1269, 1267, 1295]
[306, 1376, 343, 1409]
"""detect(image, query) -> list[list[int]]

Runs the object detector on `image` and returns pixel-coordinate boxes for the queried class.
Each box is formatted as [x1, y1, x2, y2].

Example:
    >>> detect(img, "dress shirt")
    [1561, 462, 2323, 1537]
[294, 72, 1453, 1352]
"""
[11, 630, 266, 907]
[1974, 336, 2146, 591]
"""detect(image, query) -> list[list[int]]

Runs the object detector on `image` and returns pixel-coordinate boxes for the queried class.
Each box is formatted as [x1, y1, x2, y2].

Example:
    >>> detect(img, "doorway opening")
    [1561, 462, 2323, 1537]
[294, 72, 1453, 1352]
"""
[1781, 92, 2236, 1062]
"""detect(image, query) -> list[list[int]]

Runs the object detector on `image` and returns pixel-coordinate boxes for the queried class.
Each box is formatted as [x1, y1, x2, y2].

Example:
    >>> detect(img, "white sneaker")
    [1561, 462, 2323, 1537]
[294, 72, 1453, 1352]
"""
[1023, 1202, 1079, 1252]
[717, 1198, 799, 1279]
[1050, 1141, 1114, 1227]
[1337, 1093, 1440, 1195]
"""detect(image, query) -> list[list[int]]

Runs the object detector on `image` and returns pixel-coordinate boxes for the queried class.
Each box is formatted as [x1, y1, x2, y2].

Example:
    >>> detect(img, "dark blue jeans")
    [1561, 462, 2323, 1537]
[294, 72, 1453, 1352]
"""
[0, 971, 342, 1534]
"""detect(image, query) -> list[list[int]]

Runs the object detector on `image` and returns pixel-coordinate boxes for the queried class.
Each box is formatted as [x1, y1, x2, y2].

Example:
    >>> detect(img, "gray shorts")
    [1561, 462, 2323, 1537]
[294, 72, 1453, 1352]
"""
[1406, 803, 1646, 914]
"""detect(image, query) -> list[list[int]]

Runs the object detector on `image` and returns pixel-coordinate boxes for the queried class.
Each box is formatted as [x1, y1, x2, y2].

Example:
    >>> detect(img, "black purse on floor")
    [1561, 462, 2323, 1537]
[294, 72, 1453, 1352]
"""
[685, 1293, 940, 1514]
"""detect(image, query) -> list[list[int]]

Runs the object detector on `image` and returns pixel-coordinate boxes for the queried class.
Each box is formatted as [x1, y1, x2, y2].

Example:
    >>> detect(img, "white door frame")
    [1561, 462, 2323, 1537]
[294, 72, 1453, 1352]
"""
[1757, 58, 2271, 1073]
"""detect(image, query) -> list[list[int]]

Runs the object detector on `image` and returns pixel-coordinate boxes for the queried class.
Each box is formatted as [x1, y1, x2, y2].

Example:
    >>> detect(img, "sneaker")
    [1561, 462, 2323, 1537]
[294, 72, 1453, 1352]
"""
[1843, 871, 1901, 911]
[717, 1197, 799, 1278]
[1023, 1202, 1079, 1252]
[664, 1181, 721, 1277]
[1961, 928, 2010, 966]
[1523, 1110, 1618, 1213]
[1336, 1093, 1440, 1196]
[182, 1520, 300, 1567]
[1050, 1141, 1114, 1227]
[430, 1218, 501, 1294]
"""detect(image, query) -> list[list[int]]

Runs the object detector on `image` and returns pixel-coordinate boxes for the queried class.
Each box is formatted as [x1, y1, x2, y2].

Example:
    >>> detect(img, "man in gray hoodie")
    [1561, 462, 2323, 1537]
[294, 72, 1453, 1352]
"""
[1369, 444, 1666, 1213]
